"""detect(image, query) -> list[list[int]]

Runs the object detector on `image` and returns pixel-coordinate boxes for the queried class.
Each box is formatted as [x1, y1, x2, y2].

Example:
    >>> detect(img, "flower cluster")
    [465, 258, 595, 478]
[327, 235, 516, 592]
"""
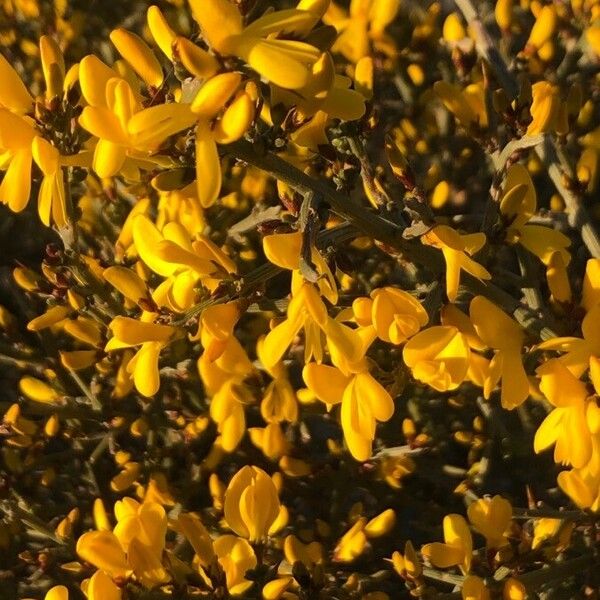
[2, 0, 600, 599]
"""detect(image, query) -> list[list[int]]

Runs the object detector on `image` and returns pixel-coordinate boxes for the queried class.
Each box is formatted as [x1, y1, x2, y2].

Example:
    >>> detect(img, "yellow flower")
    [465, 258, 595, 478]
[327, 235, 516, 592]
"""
[557, 439, 600, 512]
[214, 534, 257, 595]
[198, 335, 254, 396]
[534, 359, 594, 469]
[105, 316, 178, 397]
[434, 81, 488, 129]
[370, 286, 428, 345]
[390, 540, 422, 579]
[467, 495, 512, 548]
[83, 570, 122, 600]
[326, 0, 401, 63]
[526, 5, 557, 51]
[403, 326, 470, 392]
[500, 164, 570, 266]
[532, 518, 573, 550]
[78, 57, 194, 178]
[223, 465, 281, 542]
[303, 363, 394, 461]
[189, 0, 325, 89]
[132, 215, 236, 310]
[333, 518, 368, 562]
[0, 52, 33, 114]
[422, 225, 491, 302]
[527, 81, 561, 135]
[76, 499, 170, 588]
[421, 514, 473, 574]
[284, 534, 324, 567]
[41, 587, 69, 600]
[261, 282, 363, 369]
[462, 575, 490, 600]
[469, 296, 530, 409]
[263, 230, 338, 304]
[536, 303, 600, 378]
[210, 379, 253, 452]
[0, 108, 35, 214]
[257, 337, 298, 425]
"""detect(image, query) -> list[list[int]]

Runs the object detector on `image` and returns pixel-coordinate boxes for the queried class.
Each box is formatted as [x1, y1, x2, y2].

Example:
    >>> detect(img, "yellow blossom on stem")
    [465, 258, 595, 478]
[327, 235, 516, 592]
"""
[303, 362, 394, 461]
[536, 303, 600, 377]
[469, 296, 529, 409]
[467, 495, 512, 548]
[462, 575, 490, 600]
[370, 286, 428, 344]
[557, 437, 600, 512]
[263, 230, 338, 304]
[534, 359, 594, 468]
[82, 570, 122, 600]
[189, 0, 325, 89]
[261, 282, 363, 369]
[403, 325, 470, 392]
[214, 534, 257, 595]
[390, 540, 422, 579]
[326, 0, 401, 63]
[421, 513, 473, 574]
[500, 164, 570, 265]
[223, 465, 281, 542]
[132, 214, 236, 310]
[105, 316, 178, 397]
[76, 499, 169, 588]
[422, 225, 491, 302]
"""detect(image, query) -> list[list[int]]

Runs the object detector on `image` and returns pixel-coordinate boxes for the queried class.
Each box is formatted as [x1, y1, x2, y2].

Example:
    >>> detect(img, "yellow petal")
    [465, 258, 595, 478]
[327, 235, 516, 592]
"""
[0, 53, 33, 113]
[78, 55, 118, 107]
[132, 215, 179, 277]
[0, 149, 32, 213]
[86, 570, 122, 600]
[195, 122, 222, 207]
[355, 371, 394, 422]
[39, 35, 65, 99]
[557, 470, 594, 509]
[103, 266, 149, 304]
[176, 513, 215, 566]
[76, 530, 129, 578]
[27, 305, 71, 331]
[93, 139, 127, 179]
[110, 28, 164, 87]
[213, 92, 255, 144]
[128, 103, 197, 148]
[527, 5, 556, 48]
[173, 37, 220, 80]
[108, 316, 174, 345]
[421, 542, 464, 568]
[263, 232, 302, 269]
[364, 509, 396, 537]
[469, 295, 522, 350]
[236, 37, 312, 90]
[147, 5, 177, 59]
[32, 137, 59, 176]
[191, 72, 242, 119]
[60, 350, 98, 371]
[63, 317, 102, 346]
[19, 377, 61, 404]
[127, 536, 170, 587]
[132, 342, 163, 397]
[188, 0, 243, 54]
[45, 586, 69, 600]
[302, 363, 349, 405]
